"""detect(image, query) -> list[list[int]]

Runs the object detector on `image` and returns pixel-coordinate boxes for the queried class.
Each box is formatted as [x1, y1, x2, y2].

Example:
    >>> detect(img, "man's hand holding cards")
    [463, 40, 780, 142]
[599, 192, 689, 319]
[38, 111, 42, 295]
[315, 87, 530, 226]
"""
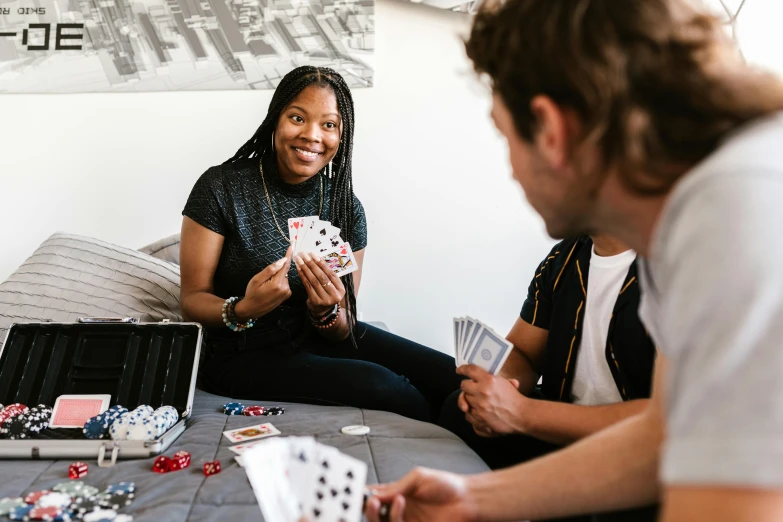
[288, 216, 358, 278]
[453, 317, 513, 375]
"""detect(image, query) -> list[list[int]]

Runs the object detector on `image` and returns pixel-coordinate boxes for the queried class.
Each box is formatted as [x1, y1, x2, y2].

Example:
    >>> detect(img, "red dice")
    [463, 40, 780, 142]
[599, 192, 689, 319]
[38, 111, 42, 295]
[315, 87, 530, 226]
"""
[203, 460, 221, 476]
[152, 455, 171, 473]
[169, 451, 191, 471]
[69, 461, 88, 479]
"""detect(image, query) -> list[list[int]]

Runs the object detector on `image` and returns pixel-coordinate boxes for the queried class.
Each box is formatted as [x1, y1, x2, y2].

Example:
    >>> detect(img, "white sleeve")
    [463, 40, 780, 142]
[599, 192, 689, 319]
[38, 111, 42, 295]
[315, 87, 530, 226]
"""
[657, 171, 783, 487]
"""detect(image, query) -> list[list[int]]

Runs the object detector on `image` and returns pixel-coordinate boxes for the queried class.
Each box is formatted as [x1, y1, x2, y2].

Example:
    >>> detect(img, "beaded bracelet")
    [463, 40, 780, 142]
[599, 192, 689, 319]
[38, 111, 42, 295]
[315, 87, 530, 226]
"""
[310, 303, 341, 330]
[222, 297, 255, 332]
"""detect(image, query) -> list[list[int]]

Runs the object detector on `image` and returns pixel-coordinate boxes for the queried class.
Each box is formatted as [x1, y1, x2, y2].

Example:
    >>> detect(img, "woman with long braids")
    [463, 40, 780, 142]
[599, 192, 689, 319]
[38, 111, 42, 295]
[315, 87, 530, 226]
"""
[180, 66, 460, 422]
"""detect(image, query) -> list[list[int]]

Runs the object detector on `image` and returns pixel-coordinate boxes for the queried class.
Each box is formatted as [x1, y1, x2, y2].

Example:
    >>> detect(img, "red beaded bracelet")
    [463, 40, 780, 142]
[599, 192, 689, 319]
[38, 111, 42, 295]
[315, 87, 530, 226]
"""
[313, 307, 341, 329]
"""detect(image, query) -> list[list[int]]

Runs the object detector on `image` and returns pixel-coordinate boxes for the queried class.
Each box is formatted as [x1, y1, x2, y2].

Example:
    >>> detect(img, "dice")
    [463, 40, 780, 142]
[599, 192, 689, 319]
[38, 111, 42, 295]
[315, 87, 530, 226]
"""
[152, 455, 171, 473]
[68, 461, 88, 479]
[169, 451, 191, 471]
[203, 460, 221, 476]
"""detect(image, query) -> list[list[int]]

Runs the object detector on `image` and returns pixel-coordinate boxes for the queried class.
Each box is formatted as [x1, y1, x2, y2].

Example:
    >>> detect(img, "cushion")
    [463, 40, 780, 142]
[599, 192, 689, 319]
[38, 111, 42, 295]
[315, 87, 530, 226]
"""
[0, 233, 182, 351]
[139, 233, 181, 265]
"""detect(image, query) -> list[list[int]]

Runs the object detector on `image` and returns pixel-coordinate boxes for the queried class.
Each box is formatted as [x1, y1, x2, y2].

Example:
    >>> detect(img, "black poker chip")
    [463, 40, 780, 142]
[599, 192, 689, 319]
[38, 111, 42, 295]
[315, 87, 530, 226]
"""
[69, 494, 101, 516]
[97, 491, 134, 510]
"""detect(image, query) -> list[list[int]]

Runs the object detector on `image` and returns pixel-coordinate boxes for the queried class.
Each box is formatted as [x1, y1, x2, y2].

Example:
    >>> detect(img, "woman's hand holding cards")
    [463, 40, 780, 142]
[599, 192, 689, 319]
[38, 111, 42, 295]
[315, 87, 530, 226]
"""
[295, 252, 346, 317]
[236, 244, 294, 320]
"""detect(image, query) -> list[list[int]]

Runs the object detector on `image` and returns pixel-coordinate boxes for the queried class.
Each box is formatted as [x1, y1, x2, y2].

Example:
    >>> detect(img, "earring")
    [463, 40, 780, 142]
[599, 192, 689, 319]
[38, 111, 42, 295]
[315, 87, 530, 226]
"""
[327, 161, 333, 179]
[271, 132, 275, 152]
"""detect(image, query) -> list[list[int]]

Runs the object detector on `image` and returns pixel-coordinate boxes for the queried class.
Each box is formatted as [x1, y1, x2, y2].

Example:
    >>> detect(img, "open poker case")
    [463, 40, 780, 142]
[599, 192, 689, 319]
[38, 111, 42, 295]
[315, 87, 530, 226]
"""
[0, 319, 202, 467]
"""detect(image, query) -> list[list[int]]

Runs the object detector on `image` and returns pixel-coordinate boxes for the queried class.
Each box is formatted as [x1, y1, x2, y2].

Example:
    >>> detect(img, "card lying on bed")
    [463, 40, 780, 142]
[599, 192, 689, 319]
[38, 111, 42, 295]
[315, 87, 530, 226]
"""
[288, 216, 358, 278]
[244, 436, 368, 522]
[453, 317, 513, 375]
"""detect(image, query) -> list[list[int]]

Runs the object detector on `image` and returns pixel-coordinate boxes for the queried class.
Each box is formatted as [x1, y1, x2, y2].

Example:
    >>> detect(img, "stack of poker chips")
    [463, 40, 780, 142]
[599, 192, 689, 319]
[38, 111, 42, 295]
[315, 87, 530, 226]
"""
[222, 402, 286, 416]
[82, 405, 129, 440]
[0, 404, 52, 439]
[0, 480, 136, 521]
[110, 405, 179, 442]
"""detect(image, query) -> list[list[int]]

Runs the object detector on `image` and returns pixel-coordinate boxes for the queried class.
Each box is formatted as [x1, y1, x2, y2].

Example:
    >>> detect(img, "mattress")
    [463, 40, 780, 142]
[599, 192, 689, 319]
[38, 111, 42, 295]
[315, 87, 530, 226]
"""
[0, 389, 489, 521]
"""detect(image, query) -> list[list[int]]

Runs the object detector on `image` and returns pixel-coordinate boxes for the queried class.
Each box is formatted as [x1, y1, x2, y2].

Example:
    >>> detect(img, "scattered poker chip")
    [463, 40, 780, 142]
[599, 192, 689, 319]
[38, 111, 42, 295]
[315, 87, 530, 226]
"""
[0, 497, 25, 516]
[82, 509, 117, 522]
[29, 505, 66, 521]
[69, 495, 101, 516]
[24, 490, 52, 505]
[54, 481, 99, 499]
[8, 504, 34, 521]
[223, 402, 244, 415]
[242, 406, 265, 416]
[96, 492, 134, 510]
[37, 492, 72, 509]
[105, 482, 135, 495]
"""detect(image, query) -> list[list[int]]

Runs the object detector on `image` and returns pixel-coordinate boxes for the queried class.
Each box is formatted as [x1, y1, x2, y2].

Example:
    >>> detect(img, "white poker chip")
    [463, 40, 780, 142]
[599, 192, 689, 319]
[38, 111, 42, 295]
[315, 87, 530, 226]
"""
[37, 491, 72, 508]
[83, 508, 117, 521]
[340, 425, 370, 436]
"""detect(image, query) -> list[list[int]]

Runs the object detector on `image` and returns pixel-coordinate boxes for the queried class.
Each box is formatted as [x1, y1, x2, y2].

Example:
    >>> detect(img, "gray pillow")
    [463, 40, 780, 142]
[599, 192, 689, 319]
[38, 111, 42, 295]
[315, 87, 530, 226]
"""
[139, 233, 181, 265]
[0, 233, 182, 351]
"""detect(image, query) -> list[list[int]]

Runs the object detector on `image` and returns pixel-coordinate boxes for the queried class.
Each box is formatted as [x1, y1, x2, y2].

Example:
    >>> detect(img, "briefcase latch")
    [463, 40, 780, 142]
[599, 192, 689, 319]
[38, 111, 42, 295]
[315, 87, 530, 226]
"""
[97, 443, 120, 468]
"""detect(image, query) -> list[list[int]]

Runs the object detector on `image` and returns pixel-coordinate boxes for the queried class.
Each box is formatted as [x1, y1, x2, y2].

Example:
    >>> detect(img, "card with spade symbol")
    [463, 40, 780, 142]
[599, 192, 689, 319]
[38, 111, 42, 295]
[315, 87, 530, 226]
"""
[288, 216, 357, 278]
[309, 444, 367, 522]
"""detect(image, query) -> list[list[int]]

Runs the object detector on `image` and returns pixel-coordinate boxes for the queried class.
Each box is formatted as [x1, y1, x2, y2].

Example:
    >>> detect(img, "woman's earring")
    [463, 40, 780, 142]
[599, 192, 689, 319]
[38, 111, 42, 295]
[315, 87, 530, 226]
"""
[327, 161, 333, 179]
[271, 132, 275, 153]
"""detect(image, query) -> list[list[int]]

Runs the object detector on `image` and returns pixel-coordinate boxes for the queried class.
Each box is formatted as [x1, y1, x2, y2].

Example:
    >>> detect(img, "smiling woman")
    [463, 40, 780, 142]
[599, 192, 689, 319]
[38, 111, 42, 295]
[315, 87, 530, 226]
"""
[178, 66, 462, 422]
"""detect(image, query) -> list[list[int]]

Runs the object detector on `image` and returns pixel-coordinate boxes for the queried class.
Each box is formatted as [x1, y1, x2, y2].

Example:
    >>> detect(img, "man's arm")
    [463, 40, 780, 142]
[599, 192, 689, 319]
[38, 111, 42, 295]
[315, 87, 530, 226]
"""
[466, 356, 667, 520]
[498, 317, 548, 394]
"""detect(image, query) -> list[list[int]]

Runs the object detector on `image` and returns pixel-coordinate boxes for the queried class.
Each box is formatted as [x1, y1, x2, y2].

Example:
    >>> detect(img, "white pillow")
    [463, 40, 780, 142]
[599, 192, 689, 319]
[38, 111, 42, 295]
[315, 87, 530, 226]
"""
[0, 233, 182, 351]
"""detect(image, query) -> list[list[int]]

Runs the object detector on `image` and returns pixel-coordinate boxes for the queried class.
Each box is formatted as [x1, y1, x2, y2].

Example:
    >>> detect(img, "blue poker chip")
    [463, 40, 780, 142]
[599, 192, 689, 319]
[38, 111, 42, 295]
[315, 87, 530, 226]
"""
[105, 482, 135, 495]
[8, 504, 33, 521]
[223, 402, 244, 415]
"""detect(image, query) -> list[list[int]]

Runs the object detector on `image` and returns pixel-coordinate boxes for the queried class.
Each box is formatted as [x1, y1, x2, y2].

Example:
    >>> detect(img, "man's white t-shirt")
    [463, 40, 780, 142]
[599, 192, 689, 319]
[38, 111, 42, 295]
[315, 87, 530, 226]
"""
[638, 112, 783, 487]
[571, 247, 636, 406]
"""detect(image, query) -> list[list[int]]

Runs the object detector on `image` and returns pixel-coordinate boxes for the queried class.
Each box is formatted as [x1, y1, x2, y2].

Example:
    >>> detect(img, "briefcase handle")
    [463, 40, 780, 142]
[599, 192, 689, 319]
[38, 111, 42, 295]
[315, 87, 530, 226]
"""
[77, 317, 139, 324]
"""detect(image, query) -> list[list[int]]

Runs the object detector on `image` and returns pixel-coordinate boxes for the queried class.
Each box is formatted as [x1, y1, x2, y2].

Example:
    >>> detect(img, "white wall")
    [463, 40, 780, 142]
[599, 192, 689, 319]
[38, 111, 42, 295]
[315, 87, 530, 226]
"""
[2, 0, 782, 354]
[0, 0, 553, 354]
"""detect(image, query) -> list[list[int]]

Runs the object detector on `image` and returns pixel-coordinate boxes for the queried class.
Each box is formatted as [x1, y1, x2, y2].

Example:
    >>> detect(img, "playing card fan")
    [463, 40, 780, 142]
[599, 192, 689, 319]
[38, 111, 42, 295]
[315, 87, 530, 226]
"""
[288, 216, 358, 278]
[244, 437, 368, 522]
[453, 317, 514, 374]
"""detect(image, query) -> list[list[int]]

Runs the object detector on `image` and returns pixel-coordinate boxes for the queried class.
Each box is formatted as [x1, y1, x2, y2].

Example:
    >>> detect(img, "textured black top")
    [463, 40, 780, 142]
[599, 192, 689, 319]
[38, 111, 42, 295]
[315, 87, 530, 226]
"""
[182, 158, 367, 320]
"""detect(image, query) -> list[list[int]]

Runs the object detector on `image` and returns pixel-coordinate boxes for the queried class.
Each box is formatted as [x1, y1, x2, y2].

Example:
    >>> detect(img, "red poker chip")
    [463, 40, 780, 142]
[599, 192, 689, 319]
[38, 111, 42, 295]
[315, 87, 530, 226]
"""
[0, 403, 28, 424]
[24, 490, 51, 505]
[29, 505, 63, 520]
[243, 406, 265, 416]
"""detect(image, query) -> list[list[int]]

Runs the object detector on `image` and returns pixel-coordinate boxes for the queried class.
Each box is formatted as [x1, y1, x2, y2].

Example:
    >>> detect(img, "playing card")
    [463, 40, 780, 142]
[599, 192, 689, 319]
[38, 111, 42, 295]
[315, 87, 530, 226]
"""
[223, 423, 281, 443]
[314, 229, 342, 255]
[465, 325, 514, 375]
[462, 318, 480, 364]
[285, 437, 318, 513]
[50, 394, 111, 428]
[244, 439, 301, 522]
[321, 242, 358, 278]
[453, 317, 462, 365]
[295, 217, 320, 256]
[307, 444, 367, 522]
[299, 220, 341, 256]
[227, 439, 269, 455]
[288, 217, 306, 244]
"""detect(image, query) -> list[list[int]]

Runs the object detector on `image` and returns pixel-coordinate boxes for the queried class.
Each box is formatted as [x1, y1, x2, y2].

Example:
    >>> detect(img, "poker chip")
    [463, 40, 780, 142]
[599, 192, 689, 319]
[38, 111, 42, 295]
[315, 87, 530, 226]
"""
[262, 406, 285, 416]
[223, 402, 244, 415]
[37, 492, 72, 509]
[69, 495, 101, 516]
[96, 492, 133, 510]
[82, 509, 116, 522]
[25, 490, 52, 505]
[0, 497, 25, 516]
[29, 505, 67, 521]
[242, 406, 265, 416]
[105, 482, 135, 495]
[83, 406, 128, 440]
[9, 504, 34, 521]
[0, 403, 28, 425]
[53, 482, 98, 499]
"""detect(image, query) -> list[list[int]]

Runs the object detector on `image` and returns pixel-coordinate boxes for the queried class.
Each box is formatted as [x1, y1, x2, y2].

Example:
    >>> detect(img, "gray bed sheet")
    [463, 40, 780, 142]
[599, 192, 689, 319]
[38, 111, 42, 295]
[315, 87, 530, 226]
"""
[0, 390, 489, 521]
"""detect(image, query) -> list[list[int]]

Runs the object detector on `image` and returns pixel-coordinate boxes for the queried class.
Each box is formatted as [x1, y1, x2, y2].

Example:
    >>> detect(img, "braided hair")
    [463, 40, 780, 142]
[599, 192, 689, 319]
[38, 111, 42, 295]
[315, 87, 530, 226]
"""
[224, 66, 360, 343]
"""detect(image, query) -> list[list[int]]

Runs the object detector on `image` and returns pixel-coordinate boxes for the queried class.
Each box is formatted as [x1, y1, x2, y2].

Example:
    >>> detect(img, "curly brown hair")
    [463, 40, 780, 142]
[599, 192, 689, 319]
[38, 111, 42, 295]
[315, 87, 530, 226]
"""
[465, 0, 783, 194]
